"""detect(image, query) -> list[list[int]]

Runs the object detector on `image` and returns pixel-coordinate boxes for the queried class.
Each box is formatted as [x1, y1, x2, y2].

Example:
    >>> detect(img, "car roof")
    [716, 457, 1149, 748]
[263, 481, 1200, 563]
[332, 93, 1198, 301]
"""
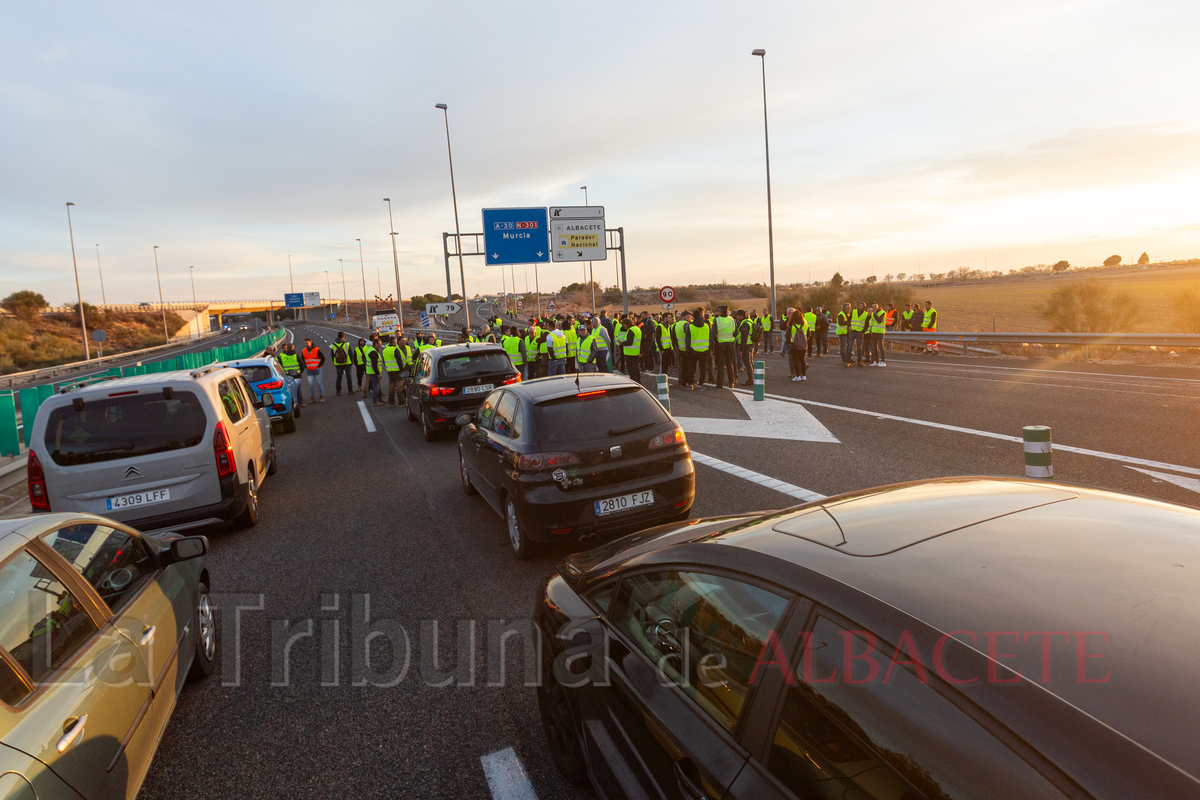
[696, 477, 1200, 778]
[427, 343, 506, 358]
[52, 367, 239, 396]
[506, 374, 640, 402]
[217, 359, 277, 369]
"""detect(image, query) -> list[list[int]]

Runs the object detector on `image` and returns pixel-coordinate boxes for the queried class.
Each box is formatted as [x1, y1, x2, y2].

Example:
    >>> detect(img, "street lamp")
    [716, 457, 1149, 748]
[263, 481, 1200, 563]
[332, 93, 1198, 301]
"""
[339, 258, 349, 323]
[384, 198, 405, 329]
[752, 48, 777, 327]
[357, 238, 370, 325]
[153, 246, 168, 343]
[65, 203, 90, 359]
[288, 254, 297, 321]
[189, 265, 198, 340]
[435, 103, 470, 331]
[325, 271, 332, 320]
[581, 185, 595, 314]
[94, 244, 107, 308]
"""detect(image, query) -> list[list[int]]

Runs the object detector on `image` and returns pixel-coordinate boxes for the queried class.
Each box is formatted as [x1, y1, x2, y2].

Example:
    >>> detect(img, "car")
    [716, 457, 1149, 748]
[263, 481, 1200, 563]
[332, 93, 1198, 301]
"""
[457, 374, 694, 559]
[0, 512, 215, 799]
[405, 343, 520, 442]
[534, 477, 1200, 799]
[29, 366, 277, 533]
[217, 357, 299, 433]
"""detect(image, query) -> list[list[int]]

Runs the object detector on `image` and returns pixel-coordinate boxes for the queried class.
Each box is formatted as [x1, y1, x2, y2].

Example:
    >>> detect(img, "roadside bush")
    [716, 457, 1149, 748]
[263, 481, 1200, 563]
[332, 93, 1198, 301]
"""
[746, 283, 769, 298]
[1175, 290, 1200, 333]
[2, 291, 48, 322]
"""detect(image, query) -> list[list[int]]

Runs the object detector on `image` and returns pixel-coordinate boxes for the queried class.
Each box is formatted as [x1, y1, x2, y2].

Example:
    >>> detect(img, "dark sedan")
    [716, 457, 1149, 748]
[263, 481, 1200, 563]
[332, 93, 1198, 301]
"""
[535, 477, 1200, 800]
[457, 374, 695, 559]
[405, 343, 520, 441]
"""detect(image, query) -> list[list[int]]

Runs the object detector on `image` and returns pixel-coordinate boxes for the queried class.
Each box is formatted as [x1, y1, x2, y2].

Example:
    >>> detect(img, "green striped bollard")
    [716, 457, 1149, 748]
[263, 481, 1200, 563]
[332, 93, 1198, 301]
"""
[655, 373, 670, 412]
[753, 360, 765, 401]
[1023, 426, 1052, 478]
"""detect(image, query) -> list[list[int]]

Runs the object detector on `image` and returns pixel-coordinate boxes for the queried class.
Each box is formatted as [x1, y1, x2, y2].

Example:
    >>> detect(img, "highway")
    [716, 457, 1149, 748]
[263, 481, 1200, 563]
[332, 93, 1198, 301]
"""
[131, 321, 1200, 799]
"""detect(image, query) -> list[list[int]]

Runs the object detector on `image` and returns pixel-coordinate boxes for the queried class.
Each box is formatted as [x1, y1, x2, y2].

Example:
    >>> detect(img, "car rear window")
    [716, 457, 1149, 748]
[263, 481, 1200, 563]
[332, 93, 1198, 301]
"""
[437, 352, 511, 381]
[43, 390, 208, 466]
[237, 366, 275, 383]
[534, 387, 670, 444]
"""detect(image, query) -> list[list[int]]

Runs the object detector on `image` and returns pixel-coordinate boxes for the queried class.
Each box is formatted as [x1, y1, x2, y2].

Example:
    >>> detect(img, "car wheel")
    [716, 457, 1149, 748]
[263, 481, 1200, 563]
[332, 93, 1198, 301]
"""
[406, 395, 417, 422]
[187, 582, 218, 682]
[422, 408, 438, 442]
[459, 447, 477, 496]
[267, 441, 278, 475]
[537, 642, 587, 785]
[282, 411, 297, 433]
[235, 468, 259, 529]
[293, 404, 301, 419]
[506, 497, 536, 560]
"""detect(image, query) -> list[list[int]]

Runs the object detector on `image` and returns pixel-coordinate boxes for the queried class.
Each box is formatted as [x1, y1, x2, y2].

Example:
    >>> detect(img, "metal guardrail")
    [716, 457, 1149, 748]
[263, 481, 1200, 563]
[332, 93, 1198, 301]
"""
[881, 331, 1200, 347]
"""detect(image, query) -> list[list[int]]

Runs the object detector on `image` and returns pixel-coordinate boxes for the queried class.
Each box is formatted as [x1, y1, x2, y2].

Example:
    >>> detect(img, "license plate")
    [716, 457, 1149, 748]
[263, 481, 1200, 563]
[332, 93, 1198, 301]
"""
[462, 384, 494, 395]
[106, 488, 171, 511]
[594, 490, 655, 516]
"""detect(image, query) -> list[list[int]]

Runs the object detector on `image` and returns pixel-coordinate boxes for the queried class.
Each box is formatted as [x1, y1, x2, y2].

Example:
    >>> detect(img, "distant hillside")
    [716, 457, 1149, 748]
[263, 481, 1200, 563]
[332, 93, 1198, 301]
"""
[0, 307, 185, 373]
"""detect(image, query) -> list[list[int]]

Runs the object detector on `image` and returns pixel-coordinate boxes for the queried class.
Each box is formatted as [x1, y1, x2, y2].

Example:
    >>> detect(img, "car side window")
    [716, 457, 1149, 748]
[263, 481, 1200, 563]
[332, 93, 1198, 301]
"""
[477, 394, 498, 432]
[494, 392, 518, 439]
[610, 570, 789, 733]
[218, 379, 246, 422]
[0, 550, 100, 700]
[41, 524, 156, 614]
[767, 614, 1069, 800]
[236, 377, 257, 409]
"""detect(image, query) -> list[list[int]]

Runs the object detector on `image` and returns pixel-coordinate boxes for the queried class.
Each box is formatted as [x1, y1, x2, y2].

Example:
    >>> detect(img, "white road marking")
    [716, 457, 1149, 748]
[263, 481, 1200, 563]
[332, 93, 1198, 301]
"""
[1127, 467, 1200, 495]
[691, 450, 825, 503]
[480, 747, 538, 800]
[675, 394, 839, 443]
[880, 357, 1200, 385]
[357, 401, 376, 433]
[875, 364, 1199, 399]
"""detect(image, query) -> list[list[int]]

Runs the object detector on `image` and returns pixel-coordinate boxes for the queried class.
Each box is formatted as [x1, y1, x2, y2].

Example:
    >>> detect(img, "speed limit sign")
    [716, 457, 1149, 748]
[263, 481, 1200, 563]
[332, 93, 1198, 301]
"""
[659, 286, 676, 304]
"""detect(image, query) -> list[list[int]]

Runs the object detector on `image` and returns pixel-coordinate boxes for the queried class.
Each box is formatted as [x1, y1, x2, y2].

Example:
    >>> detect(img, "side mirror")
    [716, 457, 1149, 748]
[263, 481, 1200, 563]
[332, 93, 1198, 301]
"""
[455, 413, 473, 427]
[258, 393, 274, 407]
[168, 536, 208, 563]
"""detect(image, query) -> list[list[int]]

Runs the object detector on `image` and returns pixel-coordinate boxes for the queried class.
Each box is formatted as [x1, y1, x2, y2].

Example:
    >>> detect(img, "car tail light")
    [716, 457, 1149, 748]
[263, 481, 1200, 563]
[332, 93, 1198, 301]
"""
[258, 379, 284, 390]
[427, 384, 456, 396]
[28, 450, 49, 511]
[502, 374, 522, 385]
[649, 428, 687, 450]
[518, 452, 581, 471]
[213, 421, 237, 477]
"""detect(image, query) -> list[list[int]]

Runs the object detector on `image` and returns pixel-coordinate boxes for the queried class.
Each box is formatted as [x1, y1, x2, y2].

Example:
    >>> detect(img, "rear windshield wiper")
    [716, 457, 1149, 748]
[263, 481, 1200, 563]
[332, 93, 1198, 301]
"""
[607, 421, 656, 437]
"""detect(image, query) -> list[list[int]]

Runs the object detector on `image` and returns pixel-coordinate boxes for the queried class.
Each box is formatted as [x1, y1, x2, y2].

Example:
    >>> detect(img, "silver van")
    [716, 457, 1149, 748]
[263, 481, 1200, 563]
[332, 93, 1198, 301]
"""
[27, 366, 276, 532]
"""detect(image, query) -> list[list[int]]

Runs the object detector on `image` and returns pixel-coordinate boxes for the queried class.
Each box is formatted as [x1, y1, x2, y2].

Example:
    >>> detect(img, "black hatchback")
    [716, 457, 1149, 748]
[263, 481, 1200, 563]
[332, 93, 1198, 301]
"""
[456, 374, 695, 559]
[405, 343, 520, 441]
[534, 477, 1200, 800]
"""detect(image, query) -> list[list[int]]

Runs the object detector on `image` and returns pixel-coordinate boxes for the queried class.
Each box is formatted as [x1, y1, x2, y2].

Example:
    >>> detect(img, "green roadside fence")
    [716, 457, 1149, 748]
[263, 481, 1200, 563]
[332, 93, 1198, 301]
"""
[0, 329, 286, 457]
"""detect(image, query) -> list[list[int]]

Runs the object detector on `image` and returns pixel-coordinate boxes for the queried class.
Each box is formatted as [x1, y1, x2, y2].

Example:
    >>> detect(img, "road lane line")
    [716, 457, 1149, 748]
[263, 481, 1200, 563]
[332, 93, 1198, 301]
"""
[357, 400, 376, 433]
[480, 747, 537, 800]
[732, 388, 1200, 478]
[691, 450, 825, 502]
[877, 357, 1200, 384]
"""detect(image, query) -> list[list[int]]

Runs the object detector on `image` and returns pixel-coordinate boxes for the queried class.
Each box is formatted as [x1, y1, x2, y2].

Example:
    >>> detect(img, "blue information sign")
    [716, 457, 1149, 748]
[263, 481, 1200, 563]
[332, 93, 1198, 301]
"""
[482, 208, 550, 266]
[284, 293, 304, 308]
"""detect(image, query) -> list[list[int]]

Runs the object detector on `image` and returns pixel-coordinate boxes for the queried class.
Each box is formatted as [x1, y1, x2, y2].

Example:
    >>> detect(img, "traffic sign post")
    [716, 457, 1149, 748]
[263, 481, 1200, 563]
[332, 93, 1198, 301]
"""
[660, 286, 676, 304]
[547, 298, 558, 311]
[284, 293, 304, 309]
[550, 206, 607, 262]
[482, 208, 550, 266]
[426, 302, 462, 316]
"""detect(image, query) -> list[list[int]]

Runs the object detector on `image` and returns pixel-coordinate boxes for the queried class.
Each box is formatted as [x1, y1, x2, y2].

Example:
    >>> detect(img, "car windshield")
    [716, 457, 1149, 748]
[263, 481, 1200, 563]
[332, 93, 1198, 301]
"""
[534, 387, 670, 444]
[43, 391, 207, 466]
[237, 365, 275, 383]
[437, 352, 511, 381]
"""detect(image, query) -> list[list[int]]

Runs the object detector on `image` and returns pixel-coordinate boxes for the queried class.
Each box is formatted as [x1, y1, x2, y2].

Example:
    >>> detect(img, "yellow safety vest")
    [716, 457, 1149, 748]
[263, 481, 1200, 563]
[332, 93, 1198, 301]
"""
[659, 323, 673, 350]
[623, 325, 642, 356]
[673, 320, 689, 352]
[547, 330, 568, 359]
[835, 312, 849, 335]
[688, 323, 711, 353]
[382, 345, 400, 372]
[923, 307, 938, 330]
[502, 335, 524, 366]
[869, 311, 886, 335]
[578, 333, 597, 364]
[564, 327, 578, 357]
[331, 341, 352, 365]
[850, 310, 868, 333]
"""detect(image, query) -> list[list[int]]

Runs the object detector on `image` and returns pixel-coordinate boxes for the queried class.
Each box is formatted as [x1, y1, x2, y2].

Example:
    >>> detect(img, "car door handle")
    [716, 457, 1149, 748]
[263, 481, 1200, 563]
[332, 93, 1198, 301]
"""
[140, 626, 156, 646]
[673, 759, 710, 800]
[56, 715, 87, 753]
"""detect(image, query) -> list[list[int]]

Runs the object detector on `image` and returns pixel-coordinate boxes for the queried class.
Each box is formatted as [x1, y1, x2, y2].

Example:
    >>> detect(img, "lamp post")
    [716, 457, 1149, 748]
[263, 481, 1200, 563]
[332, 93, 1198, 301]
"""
[384, 198, 405, 329]
[94, 244, 107, 308]
[752, 48, 777, 327]
[189, 265, 198, 339]
[325, 271, 332, 320]
[581, 185, 596, 314]
[434, 103, 470, 331]
[65, 203, 90, 359]
[339, 258, 349, 323]
[358, 238, 370, 325]
[288, 254, 297, 321]
[153, 246, 168, 343]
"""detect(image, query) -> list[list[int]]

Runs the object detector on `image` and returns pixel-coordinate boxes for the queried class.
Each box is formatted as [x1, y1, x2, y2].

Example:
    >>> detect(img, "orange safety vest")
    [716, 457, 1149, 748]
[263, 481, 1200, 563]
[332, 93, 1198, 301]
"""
[885, 309, 896, 327]
[301, 346, 322, 370]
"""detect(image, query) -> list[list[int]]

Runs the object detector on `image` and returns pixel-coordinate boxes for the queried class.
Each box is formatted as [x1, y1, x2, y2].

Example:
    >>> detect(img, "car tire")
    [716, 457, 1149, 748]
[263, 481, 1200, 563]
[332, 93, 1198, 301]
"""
[282, 411, 297, 433]
[537, 642, 587, 785]
[459, 447, 477, 496]
[422, 408, 438, 442]
[234, 468, 259, 529]
[406, 395, 417, 422]
[505, 497, 537, 560]
[267, 441, 278, 475]
[187, 582, 218, 682]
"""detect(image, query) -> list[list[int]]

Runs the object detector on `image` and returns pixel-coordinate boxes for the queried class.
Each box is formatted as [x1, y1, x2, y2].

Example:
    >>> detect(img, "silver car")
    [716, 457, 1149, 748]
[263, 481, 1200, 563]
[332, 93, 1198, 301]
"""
[28, 366, 276, 532]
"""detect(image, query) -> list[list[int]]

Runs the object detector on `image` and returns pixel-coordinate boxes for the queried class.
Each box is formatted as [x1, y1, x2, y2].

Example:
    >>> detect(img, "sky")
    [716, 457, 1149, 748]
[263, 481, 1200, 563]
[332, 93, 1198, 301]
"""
[3, 0, 1200, 306]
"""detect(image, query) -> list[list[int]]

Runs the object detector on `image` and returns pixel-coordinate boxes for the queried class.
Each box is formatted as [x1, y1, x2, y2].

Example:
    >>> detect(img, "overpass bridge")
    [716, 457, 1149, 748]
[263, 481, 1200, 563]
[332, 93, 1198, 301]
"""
[42, 299, 342, 332]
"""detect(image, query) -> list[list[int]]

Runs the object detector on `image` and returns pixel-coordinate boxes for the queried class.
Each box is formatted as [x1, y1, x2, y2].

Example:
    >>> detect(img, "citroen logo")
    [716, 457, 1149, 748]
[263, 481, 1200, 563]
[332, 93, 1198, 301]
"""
[610, 446, 622, 458]
[124, 466, 142, 479]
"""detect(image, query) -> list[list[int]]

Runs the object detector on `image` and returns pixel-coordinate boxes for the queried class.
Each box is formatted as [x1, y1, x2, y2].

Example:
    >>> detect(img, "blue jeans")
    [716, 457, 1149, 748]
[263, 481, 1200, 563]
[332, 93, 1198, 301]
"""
[306, 368, 324, 398]
[368, 374, 382, 403]
[851, 332, 866, 364]
[549, 358, 566, 376]
[596, 350, 611, 372]
[840, 335, 851, 364]
[581, 363, 597, 373]
[288, 374, 303, 404]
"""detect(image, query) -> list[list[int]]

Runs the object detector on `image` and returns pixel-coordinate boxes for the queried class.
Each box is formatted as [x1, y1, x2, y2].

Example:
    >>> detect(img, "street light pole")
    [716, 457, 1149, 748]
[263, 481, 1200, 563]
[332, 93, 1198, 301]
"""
[384, 198, 405, 329]
[325, 271, 332, 320]
[94, 244, 107, 308]
[752, 49, 778, 327]
[189, 265, 198, 339]
[65, 203, 90, 359]
[339, 258, 349, 323]
[288, 254, 297, 321]
[153, 245, 168, 343]
[358, 238, 370, 327]
[581, 185, 595, 314]
[435, 103, 469, 331]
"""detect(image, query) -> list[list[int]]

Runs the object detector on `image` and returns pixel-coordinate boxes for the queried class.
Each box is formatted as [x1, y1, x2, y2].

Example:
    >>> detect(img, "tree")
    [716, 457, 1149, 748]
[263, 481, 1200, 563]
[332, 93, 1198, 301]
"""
[1103, 255, 1122, 267]
[865, 275, 877, 284]
[912, 273, 925, 281]
[829, 272, 845, 290]
[1052, 260, 1070, 273]
[897, 273, 907, 280]
[2, 291, 48, 323]
[1176, 290, 1200, 333]
[1038, 279, 1140, 336]
[884, 274, 894, 282]
[1138, 252, 1150, 265]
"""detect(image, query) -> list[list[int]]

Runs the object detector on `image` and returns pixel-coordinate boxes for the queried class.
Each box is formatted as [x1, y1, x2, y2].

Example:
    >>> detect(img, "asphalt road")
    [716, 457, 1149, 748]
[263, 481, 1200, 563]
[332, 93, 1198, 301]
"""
[137, 325, 1200, 799]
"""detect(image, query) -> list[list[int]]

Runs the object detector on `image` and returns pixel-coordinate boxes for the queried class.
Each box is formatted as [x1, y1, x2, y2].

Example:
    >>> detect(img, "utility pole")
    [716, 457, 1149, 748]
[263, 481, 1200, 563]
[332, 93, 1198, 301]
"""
[153, 246, 168, 343]
[358, 238, 370, 326]
[94, 244, 107, 308]
[339, 259, 349, 323]
[65, 203, 90, 359]
[384, 198, 405, 329]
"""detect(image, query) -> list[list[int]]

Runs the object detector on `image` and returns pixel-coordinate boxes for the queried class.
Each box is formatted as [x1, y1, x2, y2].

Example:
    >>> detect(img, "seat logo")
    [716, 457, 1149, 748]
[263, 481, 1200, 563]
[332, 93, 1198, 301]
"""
[124, 466, 142, 479]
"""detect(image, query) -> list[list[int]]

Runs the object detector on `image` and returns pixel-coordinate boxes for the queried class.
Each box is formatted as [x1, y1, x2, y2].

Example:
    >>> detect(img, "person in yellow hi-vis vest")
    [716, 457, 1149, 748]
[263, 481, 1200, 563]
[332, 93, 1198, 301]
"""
[923, 300, 939, 353]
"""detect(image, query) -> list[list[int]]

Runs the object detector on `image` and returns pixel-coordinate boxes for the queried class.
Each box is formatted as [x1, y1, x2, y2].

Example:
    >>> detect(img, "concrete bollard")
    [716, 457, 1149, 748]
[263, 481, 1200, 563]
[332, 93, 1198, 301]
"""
[754, 360, 765, 401]
[1023, 426, 1052, 478]
[655, 373, 670, 412]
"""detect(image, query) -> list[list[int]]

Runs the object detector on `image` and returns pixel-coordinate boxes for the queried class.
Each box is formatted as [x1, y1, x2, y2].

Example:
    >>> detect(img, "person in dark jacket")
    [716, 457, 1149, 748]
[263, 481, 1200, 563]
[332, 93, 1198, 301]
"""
[814, 308, 830, 358]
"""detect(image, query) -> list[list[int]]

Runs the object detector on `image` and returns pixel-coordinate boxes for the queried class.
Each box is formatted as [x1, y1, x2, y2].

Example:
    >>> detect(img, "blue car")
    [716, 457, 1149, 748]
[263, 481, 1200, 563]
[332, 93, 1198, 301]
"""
[220, 358, 300, 433]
